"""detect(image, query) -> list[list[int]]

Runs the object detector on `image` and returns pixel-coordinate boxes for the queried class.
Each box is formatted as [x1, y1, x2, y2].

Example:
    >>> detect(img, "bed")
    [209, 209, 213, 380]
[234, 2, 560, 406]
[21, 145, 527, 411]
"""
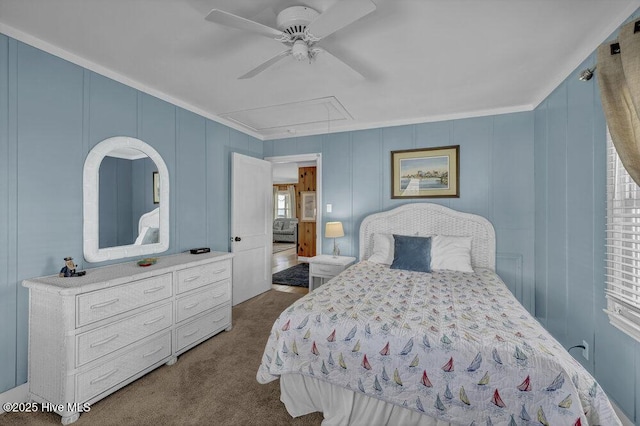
[257, 203, 621, 425]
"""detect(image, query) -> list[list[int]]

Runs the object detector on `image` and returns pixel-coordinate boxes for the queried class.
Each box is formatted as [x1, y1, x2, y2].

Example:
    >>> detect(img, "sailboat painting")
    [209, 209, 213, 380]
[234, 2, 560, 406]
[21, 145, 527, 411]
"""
[545, 373, 564, 392]
[466, 352, 482, 372]
[459, 386, 470, 405]
[421, 370, 433, 388]
[441, 357, 454, 372]
[361, 354, 372, 370]
[491, 389, 506, 408]
[399, 338, 414, 355]
[379, 342, 390, 356]
[517, 375, 531, 392]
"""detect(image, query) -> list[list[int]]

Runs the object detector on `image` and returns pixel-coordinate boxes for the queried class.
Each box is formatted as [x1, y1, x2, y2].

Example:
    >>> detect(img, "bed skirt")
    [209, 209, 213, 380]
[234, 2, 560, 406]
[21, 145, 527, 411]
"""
[280, 374, 453, 426]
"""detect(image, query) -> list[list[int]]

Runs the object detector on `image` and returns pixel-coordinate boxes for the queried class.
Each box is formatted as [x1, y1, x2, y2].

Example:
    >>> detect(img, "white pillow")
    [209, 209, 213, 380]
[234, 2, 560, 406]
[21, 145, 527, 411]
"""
[367, 233, 394, 265]
[430, 235, 473, 272]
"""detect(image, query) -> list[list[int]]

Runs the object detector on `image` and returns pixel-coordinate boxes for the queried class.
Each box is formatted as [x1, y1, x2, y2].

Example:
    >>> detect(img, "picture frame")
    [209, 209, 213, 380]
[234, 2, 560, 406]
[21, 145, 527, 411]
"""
[391, 145, 459, 198]
[153, 171, 160, 204]
[300, 191, 317, 222]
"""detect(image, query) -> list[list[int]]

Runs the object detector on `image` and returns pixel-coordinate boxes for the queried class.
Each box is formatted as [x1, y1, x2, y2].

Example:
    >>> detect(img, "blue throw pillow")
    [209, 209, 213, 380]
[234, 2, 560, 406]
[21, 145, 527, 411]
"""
[390, 235, 432, 273]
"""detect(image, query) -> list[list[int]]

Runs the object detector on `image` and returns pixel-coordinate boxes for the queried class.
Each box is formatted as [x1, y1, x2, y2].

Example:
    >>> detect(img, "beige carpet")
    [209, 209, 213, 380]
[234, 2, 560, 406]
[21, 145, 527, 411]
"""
[1, 291, 323, 426]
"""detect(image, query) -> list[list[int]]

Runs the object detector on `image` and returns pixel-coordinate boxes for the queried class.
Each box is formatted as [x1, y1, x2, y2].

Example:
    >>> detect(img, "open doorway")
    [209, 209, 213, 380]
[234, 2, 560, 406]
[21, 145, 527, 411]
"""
[267, 153, 322, 294]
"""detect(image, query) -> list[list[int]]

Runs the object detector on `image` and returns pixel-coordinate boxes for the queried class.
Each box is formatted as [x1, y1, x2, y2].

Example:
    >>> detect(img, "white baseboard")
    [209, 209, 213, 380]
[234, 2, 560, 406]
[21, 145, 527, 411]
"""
[0, 383, 29, 414]
[611, 399, 634, 426]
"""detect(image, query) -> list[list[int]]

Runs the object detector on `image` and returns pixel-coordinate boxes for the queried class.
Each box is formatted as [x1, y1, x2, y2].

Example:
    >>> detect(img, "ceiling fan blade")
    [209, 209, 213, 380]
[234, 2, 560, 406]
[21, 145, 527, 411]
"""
[239, 50, 292, 79]
[305, 0, 376, 39]
[205, 9, 283, 39]
[313, 47, 365, 79]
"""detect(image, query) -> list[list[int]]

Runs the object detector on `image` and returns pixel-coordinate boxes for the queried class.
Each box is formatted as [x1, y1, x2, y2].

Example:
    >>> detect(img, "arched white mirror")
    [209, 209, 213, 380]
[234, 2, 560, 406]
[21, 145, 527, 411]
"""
[83, 136, 169, 262]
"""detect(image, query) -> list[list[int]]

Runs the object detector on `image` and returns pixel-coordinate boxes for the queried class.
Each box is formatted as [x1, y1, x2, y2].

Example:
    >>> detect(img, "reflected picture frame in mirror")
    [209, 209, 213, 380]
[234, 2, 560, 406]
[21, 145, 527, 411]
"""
[83, 136, 170, 263]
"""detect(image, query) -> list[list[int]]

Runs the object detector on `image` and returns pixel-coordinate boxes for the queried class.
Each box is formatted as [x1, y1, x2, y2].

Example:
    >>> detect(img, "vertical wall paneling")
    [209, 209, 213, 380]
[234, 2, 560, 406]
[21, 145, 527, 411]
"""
[206, 121, 230, 252]
[16, 42, 85, 383]
[0, 34, 17, 392]
[566, 61, 596, 373]
[534, 102, 548, 325]
[451, 117, 492, 217]
[176, 109, 207, 251]
[351, 129, 383, 254]
[492, 113, 535, 312]
[323, 132, 353, 256]
[534, 10, 640, 419]
[0, 34, 263, 394]
[543, 83, 569, 343]
[87, 72, 138, 149]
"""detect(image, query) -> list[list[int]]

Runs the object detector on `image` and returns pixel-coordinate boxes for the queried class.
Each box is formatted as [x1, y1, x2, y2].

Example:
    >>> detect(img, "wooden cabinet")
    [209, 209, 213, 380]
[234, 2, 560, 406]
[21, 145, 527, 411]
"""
[22, 252, 232, 425]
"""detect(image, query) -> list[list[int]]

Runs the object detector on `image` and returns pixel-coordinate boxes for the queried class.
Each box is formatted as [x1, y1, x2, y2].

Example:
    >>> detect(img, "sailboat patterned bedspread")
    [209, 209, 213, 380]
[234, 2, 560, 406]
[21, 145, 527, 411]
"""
[257, 261, 620, 426]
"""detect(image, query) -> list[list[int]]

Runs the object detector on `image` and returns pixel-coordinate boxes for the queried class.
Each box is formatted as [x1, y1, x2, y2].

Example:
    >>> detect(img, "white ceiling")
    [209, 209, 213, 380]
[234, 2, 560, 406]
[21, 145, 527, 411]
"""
[0, 0, 638, 140]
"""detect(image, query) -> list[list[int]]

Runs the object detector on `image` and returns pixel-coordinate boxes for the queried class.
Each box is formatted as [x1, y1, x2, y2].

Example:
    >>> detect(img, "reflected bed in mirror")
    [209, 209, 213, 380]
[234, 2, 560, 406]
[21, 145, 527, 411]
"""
[84, 136, 169, 263]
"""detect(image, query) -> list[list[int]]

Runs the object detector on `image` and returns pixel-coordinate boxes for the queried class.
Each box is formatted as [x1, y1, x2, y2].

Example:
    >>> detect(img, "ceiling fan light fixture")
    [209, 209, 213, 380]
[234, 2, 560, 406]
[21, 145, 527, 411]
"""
[292, 40, 309, 61]
[276, 6, 319, 37]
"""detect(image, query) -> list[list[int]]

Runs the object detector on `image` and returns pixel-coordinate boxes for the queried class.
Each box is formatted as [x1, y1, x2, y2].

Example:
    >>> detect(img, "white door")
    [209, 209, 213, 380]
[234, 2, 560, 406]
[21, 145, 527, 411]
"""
[231, 153, 272, 305]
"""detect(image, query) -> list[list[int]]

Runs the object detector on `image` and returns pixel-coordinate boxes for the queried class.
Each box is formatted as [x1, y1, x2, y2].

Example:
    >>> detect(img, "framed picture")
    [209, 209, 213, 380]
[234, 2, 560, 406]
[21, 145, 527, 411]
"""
[391, 145, 459, 198]
[300, 191, 316, 222]
[153, 171, 160, 204]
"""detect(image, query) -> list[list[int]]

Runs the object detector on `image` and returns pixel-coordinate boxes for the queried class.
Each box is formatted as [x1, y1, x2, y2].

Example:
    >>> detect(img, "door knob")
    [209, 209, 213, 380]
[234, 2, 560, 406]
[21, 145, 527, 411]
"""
[234, 236, 241, 242]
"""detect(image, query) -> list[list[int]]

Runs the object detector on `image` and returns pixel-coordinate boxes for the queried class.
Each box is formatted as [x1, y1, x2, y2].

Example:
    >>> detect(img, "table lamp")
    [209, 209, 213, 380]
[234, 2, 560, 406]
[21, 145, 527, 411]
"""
[325, 221, 344, 257]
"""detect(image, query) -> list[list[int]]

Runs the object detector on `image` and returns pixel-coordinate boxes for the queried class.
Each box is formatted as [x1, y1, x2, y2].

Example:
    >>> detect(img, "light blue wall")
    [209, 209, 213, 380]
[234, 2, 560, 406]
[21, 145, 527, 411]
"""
[0, 35, 263, 393]
[534, 9, 640, 422]
[264, 113, 536, 313]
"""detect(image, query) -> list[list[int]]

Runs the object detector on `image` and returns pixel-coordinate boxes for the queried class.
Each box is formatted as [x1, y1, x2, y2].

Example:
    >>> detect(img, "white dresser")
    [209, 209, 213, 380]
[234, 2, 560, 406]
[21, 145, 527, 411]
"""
[22, 251, 233, 425]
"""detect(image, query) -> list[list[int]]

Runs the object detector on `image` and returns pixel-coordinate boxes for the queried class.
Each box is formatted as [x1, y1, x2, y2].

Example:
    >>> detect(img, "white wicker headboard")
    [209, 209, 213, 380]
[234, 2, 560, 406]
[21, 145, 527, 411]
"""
[359, 203, 496, 271]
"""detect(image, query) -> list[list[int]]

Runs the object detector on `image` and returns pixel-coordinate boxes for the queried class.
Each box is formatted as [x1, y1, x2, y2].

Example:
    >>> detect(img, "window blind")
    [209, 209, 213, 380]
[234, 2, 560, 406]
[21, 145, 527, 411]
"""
[605, 130, 640, 342]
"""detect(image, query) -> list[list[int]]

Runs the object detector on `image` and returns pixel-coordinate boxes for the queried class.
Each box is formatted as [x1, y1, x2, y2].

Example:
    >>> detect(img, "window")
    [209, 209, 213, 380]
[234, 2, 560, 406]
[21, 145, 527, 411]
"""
[276, 191, 291, 218]
[605, 130, 640, 342]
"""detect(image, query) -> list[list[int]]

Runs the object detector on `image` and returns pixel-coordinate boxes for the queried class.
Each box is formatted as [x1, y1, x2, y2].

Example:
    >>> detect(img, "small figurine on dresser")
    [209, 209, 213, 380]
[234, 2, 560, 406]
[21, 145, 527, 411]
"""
[59, 257, 86, 277]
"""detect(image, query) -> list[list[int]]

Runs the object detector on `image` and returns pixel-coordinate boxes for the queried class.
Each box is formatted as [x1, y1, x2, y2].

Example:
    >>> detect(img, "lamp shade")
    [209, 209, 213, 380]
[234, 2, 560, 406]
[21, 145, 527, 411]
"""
[325, 221, 344, 238]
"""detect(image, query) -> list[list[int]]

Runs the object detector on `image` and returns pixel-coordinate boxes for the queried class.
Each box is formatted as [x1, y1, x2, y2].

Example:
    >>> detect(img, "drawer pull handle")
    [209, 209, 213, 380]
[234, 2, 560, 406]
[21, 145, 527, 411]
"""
[142, 347, 164, 358]
[212, 292, 226, 298]
[184, 328, 200, 337]
[143, 286, 165, 294]
[183, 275, 200, 283]
[90, 298, 119, 310]
[144, 315, 165, 326]
[184, 302, 200, 310]
[90, 369, 118, 384]
[90, 334, 120, 348]
[213, 268, 226, 274]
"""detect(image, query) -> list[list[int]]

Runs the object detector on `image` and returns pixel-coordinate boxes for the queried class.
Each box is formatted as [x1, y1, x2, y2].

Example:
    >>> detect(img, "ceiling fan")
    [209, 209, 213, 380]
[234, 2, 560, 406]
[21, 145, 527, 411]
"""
[205, 1, 376, 79]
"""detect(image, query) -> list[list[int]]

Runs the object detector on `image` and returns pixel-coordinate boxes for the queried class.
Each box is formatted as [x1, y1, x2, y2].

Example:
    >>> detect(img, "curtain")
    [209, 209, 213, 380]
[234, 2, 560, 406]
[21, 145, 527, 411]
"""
[287, 185, 297, 219]
[597, 19, 640, 185]
[273, 186, 279, 219]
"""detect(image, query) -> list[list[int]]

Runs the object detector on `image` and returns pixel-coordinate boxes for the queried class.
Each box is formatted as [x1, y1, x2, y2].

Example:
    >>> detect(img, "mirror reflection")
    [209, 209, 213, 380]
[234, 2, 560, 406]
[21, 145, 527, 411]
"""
[98, 148, 160, 249]
[84, 136, 169, 263]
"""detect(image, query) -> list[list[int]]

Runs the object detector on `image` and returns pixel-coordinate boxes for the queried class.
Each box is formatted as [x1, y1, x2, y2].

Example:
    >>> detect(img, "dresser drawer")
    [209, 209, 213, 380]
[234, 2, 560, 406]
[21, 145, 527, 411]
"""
[175, 281, 230, 323]
[76, 303, 172, 366]
[76, 332, 171, 403]
[176, 260, 231, 294]
[76, 274, 172, 327]
[310, 263, 344, 277]
[176, 307, 230, 352]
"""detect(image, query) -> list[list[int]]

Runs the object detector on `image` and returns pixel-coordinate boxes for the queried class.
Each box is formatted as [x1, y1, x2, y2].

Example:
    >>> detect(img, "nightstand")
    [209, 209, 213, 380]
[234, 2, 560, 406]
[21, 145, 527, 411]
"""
[308, 254, 356, 291]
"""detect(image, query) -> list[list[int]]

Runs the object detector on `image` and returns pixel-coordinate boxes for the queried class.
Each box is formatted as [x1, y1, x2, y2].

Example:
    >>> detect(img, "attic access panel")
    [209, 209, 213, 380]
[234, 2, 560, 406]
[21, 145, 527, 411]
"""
[220, 96, 352, 137]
